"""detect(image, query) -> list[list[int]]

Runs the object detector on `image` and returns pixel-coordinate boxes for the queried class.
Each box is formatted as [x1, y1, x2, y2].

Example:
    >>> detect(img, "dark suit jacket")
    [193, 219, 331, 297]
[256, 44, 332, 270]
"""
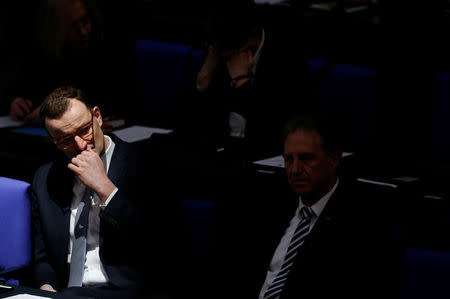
[211, 174, 404, 299]
[29, 134, 170, 295]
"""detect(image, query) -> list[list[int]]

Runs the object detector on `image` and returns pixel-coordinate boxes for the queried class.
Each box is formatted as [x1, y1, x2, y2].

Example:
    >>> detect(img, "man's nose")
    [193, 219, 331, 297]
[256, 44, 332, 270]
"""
[291, 160, 304, 174]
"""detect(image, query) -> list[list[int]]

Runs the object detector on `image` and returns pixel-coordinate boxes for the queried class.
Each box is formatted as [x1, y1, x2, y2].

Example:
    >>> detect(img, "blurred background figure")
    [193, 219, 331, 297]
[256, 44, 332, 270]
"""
[7, 0, 131, 125]
[177, 0, 315, 161]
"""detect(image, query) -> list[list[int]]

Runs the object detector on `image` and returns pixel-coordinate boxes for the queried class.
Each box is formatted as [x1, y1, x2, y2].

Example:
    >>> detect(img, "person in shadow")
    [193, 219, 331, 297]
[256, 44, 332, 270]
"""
[8, 0, 131, 125]
[209, 113, 404, 298]
[176, 1, 315, 162]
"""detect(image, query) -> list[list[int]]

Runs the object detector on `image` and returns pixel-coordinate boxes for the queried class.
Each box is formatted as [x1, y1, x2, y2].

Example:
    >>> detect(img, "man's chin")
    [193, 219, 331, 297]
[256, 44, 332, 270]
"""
[291, 184, 311, 196]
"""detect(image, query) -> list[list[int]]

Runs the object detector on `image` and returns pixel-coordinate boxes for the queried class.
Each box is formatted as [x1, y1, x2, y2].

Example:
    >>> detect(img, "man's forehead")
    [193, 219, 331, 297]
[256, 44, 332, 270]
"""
[46, 101, 90, 133]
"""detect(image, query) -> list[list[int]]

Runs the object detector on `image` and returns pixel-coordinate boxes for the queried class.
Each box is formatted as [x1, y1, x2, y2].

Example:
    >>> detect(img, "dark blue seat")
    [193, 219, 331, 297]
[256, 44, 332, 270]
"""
[402, 248, 450, 299]
[136, 40, 193, 126]
[0, 177, 31, 285]
[179, 199, 215, 288]
[306, 59, 328, 80]
[432, 72, 450, 161]
[316, 63, 377, 152]
[179, 199, 215, 262]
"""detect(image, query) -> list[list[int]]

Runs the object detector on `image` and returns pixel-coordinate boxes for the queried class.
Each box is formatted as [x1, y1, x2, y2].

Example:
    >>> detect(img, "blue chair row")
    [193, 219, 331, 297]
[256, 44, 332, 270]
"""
[0, 176, 31, 285]
[137, 39, 450, 158]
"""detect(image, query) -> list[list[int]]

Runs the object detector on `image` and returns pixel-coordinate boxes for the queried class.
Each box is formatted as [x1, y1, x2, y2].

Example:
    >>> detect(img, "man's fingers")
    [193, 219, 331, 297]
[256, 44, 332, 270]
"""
[25, 99, 33, 109]
[67, 163, 79, 174]
[17, 100, 32, 114]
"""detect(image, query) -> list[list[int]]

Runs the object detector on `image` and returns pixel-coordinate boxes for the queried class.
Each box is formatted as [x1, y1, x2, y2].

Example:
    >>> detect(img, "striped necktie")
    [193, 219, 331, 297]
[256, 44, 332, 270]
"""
[263, 206, 314, 299]
[67, 188, 93, 287]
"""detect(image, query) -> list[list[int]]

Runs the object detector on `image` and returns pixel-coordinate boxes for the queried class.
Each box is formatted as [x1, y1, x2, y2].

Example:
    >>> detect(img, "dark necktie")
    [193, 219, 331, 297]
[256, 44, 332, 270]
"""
[67, 188, 93, 287]
[263, 206, 314, 299]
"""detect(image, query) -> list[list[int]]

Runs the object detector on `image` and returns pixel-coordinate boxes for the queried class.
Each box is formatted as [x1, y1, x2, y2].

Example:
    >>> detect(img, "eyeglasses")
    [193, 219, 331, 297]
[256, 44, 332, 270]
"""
[53, 113, 94, 150]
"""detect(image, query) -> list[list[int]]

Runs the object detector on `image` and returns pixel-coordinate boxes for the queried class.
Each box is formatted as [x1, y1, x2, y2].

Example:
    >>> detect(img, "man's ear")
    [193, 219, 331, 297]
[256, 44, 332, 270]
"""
[92, 106, 102, 127]
[329, 150, 343, 168]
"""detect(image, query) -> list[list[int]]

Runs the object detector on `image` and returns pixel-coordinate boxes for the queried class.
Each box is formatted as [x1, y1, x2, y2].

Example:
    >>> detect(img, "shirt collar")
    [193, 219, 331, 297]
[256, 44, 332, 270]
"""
[251, 27, 265, 75]
[297, 178, 339, 218]
[102, 135, 115, 174]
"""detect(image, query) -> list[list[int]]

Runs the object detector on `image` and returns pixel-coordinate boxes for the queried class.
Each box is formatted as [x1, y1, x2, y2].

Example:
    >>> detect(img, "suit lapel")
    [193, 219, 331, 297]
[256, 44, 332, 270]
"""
[106, 136, 130, 187]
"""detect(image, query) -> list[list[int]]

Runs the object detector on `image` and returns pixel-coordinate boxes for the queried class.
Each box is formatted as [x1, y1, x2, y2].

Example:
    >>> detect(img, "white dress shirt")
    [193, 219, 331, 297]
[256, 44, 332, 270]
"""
[68, 135, 118, 286]
[258, 179, 339, 298]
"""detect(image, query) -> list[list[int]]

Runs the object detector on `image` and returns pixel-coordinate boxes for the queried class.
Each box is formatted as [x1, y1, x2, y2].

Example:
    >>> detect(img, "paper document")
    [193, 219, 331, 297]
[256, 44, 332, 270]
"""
[255, 0, 289, 4]
[253, 152, 354, 168]
[253, 155, 284, 168]
[356, 178, 398, 188]
[391, 176, 419, 183]
[0, 115, 24, 128]
[3, 294, 52, 299]
[112, 125, 173, 143]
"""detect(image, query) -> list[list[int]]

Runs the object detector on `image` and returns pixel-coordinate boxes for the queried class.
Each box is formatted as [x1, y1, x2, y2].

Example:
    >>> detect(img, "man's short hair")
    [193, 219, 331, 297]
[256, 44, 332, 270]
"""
[40, 86, 91, 120]
[283, 114, 344, 153]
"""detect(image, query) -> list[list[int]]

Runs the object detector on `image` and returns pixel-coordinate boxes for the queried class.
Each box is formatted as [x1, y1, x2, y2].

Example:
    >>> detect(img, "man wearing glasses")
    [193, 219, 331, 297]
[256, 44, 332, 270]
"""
[28, 86, 170, 298]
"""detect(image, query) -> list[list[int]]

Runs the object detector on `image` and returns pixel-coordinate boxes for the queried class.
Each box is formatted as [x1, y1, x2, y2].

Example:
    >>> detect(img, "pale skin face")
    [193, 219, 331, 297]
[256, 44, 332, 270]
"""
[283, 129, 341, 207]
[45, 98, 115, 206]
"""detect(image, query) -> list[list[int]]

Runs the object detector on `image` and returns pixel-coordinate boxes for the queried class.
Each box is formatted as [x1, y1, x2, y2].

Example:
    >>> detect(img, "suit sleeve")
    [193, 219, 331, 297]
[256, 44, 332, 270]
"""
[30, 166, 59, 290]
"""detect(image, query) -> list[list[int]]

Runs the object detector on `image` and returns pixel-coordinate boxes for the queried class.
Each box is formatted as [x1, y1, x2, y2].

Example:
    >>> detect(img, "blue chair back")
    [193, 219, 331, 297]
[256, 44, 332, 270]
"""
[179, 199, 215, 260]
[317, 63, 377, 152]
[306, 59, 328, 81]
[136, 40, 192, 124]
[432, 72, 450, 161]
[179, 199, 215, 287]
[402, 248, 450, 299]
[0, 177, 31, 275]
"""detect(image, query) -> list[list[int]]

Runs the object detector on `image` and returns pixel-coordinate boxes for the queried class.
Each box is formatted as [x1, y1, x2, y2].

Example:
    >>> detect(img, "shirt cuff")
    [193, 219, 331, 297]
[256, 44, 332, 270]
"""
[100, 187, 118, 209]
[197, 78, 208, 93]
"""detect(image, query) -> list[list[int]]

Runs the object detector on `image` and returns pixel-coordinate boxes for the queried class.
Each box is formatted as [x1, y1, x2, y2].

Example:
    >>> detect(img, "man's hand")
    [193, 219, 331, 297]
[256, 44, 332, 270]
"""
[68, 146, 115, 204]
[197, 44, 220, 88]
[226, 48, 253, 87]
[10, 97, 33, 121]
[40, 284, 57, 292]
[24, 106, 42, 125]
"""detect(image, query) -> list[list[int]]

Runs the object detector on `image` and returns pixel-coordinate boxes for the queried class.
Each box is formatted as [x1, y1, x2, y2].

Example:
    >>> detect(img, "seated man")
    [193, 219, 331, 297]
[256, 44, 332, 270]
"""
[211, 114, 403, 298]
[29, 86, 172, 298]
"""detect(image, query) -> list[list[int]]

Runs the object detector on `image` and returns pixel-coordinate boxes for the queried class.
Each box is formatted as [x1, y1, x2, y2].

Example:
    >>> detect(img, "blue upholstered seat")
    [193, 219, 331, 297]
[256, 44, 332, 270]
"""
[316, 63, 377, 152]
[0, 177, 31, 284]
[402, 248, 450, 299]
[136, 40, 192, 126]
[432, 73, 450, 161]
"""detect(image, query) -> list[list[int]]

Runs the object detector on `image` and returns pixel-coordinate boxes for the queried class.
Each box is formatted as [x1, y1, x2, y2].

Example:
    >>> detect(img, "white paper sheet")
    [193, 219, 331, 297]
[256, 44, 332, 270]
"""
[111, 125, 173, 143]
[0, 115, 24, 128]
[3, 294, 52, 299]
[253, 152, 354, 168]
[356, 178, 398, 188]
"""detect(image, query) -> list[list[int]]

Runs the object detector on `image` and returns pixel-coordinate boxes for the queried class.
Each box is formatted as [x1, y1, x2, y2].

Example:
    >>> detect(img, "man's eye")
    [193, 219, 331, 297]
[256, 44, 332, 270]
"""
[59, 137, 72, 145]
[78, 126, 91, 136]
